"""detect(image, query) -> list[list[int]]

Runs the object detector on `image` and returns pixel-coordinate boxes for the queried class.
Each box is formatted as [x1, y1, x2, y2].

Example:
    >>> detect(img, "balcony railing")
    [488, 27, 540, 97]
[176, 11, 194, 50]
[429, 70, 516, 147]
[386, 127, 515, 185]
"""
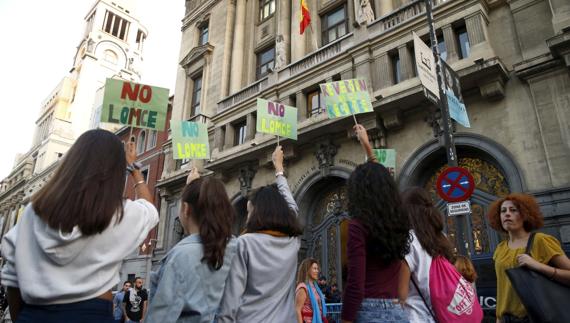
[218, 77, 268, 113]
[288, 40, 343, 77]
[374, 0, 450, 33]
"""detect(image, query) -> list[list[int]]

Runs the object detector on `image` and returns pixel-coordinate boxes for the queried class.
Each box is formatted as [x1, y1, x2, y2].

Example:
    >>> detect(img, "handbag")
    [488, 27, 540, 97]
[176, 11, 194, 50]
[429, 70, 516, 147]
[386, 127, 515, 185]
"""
[505, 232, 570, 323]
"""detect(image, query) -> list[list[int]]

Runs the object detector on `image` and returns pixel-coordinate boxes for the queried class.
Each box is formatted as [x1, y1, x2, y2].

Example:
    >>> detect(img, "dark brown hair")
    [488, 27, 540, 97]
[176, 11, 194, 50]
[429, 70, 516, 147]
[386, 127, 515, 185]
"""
[32, 129, 126, 235]
[454, 255, 477, 283]
[182, 177, 235, 270]
[402, 187, 454, 261]
[245, 184, 302, 236]
[296, 258, 319, 285]
[487, 193, 544, 233]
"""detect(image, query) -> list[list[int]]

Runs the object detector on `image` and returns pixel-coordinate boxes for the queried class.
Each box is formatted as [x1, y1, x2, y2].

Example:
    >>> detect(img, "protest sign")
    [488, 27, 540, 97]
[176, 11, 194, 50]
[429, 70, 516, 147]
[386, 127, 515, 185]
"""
[373, 149, 396, 177]
[320, 79, 373, 119]
[441, 60, 470, 128]
[413, 32, 440, 104]
[256, 98, 298, 140]
[171, 121, 210, 160]
[100, 78, 169, 131]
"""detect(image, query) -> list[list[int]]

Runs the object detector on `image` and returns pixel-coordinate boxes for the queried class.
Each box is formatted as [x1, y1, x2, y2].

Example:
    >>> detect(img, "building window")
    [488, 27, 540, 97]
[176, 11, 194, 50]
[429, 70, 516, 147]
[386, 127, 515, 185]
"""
[322, 6, 348, 45]
[256, 47, 275, 79]
[456, 26, 470, 59]
[103, 50, 118, 65]
[141, 166, 149, 183]
[137, 131, 146, 154]
[198, 22, 209, 46]
[307, 90, 326, 117]
[103, 10, 130, 41]
[146, 130, 157, 150]
[191, 75, 202, 116]
[391, 52, 401, 84]
[136, 29, 146, 50]
[259, 0, 275, 21]
[437, 34, 447, 61]
[234, 121, 247, 146]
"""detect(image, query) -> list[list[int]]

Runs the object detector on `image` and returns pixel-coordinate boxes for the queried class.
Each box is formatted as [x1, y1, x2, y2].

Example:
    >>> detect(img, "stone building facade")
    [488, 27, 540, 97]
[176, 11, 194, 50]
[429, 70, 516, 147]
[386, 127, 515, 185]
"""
[158, 0, 568, 311]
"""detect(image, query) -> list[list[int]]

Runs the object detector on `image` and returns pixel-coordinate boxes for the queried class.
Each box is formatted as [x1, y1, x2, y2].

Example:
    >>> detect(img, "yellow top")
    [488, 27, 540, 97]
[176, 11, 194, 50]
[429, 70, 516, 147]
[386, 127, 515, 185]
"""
[493, 232, 563, 319]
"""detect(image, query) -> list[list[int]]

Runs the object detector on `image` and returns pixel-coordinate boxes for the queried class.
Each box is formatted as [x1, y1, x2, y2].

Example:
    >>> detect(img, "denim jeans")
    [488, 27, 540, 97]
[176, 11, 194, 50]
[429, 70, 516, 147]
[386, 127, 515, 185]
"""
[16, 298, 114, 323]
[355, 298, 409, 323]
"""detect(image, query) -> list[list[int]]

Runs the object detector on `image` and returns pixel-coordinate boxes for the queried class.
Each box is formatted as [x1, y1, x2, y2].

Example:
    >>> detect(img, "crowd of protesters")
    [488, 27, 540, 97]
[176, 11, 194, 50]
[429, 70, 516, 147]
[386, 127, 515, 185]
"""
[1, 127, 569, 323]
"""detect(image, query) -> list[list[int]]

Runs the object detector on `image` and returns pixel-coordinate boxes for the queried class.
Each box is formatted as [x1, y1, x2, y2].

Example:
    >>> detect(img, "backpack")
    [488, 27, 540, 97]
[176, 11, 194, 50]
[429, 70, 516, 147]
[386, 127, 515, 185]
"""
[427, 256, 483, 323]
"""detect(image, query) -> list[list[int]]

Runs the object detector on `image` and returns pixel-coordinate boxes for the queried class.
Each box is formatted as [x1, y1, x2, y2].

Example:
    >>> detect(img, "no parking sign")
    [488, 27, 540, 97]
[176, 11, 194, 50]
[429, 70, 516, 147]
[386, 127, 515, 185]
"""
[436, 167, 475, 202]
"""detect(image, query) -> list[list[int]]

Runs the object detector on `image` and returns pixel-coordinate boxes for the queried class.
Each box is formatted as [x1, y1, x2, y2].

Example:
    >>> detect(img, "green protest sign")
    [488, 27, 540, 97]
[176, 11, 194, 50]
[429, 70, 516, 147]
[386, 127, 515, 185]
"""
[373, 149, 396, 177]
[256, 98, 298, 140]
[100, 78, 169, 131]
[171, 121, 210, 160]
[320, 79, 373, 119]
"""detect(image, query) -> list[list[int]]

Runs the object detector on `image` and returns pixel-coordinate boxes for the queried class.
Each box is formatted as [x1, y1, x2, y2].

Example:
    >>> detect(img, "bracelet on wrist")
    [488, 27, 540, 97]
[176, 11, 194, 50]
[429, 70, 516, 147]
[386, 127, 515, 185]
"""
[133, 180, 146, 189]
[275, 171, 284, 177]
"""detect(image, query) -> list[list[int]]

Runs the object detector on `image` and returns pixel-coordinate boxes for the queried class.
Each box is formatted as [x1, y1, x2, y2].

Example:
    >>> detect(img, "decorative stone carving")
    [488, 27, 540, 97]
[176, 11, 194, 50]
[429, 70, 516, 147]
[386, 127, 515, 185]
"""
[314, 141, 338, 177]
[274, 34, 287, 70]
[354, 0, 375, 26]
[86, 39, 95, 53]
[238, 165, 257, 197]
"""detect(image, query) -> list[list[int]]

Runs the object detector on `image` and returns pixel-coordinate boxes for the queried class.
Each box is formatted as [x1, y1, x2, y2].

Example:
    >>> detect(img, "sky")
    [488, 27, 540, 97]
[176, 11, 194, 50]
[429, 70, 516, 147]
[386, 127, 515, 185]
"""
[0, 0, 184, 179]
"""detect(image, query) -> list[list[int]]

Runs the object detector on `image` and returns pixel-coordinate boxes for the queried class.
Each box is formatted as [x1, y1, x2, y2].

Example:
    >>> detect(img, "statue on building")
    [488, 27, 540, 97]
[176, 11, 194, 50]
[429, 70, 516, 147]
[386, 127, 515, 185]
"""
[355, 0, 375, 26]
[274, 34, 287, 71]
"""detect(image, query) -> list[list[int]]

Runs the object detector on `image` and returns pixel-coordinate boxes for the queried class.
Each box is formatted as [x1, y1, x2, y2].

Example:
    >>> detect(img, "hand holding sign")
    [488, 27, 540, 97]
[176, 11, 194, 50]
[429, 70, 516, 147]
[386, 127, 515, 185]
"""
[272, 145, 284, 173]
[186, 166, 200, 184]
[125, 140, 137, 165]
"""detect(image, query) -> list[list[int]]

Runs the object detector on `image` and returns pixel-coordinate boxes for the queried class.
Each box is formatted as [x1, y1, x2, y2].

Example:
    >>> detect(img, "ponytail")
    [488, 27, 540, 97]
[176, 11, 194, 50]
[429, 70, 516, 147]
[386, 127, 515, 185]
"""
[182, 177, 235, 270]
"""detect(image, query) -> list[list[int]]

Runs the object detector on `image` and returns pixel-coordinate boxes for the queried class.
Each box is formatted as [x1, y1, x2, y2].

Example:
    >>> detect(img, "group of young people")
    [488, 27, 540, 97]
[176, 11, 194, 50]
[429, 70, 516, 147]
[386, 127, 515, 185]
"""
[1, 126, 570, 323]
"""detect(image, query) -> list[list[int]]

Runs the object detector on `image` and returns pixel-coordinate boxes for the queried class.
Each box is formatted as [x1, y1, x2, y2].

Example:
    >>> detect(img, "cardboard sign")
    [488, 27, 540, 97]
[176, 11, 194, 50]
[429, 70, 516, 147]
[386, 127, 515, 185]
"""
[171, 121, 210, 160]
[320, 79, 373, 119]
[256, 98, 298, 140]
[373, 149, 396, 177]
[413, 32, 440, 102]
[100, 78, 169, 131]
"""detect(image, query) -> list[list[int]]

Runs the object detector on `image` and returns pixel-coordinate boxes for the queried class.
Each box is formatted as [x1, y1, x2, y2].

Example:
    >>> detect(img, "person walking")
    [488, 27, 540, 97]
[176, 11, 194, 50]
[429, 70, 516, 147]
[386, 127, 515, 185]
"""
[341, 124, 411, 323]
[122, 277, 148, 323]
[296, 258, 328, 323]
[1, 129, 159, 323]
[145, 167, 237, 322]
[217, 145, 303, 323]
[488, 193, 570, 322]
[113, 281, 132, 322]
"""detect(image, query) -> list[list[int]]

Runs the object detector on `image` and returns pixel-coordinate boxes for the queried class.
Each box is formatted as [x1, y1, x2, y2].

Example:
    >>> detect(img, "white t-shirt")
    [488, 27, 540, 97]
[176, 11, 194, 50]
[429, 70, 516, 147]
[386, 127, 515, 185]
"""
[404, 230, 436, 323]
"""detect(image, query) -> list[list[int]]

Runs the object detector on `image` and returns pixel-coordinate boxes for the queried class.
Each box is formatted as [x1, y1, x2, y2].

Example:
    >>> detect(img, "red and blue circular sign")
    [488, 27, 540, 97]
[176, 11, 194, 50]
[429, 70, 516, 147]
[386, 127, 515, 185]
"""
[436, 167, 475, 202]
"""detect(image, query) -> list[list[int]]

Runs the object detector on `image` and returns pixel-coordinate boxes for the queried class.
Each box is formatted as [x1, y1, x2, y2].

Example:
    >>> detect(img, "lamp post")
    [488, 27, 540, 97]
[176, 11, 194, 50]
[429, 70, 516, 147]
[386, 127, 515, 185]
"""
[424, 0, 466, 255]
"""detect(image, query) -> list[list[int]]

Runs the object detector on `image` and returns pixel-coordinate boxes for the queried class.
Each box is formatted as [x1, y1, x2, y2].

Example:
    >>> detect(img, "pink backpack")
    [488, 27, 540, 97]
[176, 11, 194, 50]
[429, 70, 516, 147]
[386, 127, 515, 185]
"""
[427, 256, 483, 323]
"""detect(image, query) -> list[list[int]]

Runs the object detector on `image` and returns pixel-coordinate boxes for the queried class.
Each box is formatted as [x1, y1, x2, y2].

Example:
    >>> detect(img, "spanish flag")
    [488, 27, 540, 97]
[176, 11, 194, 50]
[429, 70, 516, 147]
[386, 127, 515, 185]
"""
[300, 0, 311, 34]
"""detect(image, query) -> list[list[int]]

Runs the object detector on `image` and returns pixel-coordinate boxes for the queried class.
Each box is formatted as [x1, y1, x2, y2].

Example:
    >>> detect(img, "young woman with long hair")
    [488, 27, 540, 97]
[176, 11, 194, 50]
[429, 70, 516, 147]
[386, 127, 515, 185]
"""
[488, 193, 570, 322]
[1, 129, 158, 323]
[341, 125, 411, 323]
[295, 258, 328, 323]
[397, 186, 455, 323]
[145, 167, 237, 322]
[218, 145, 303, 323]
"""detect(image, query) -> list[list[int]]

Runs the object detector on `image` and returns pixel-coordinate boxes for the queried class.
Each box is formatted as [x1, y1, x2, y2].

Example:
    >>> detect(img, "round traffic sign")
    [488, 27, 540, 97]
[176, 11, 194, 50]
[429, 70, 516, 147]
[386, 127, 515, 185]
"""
[436, 167, 475, 202]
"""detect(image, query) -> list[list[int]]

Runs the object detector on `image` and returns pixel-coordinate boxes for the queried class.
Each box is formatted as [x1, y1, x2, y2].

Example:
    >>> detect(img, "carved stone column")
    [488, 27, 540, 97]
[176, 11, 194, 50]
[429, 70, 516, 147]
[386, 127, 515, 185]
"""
[315, 141, 338, 177]
[246, 113, 256, 141]
[548, 0, 570, 34]
[398, 44, 414, 81]
[375, 52, 393, 89]
[224, 123, 235, 150]
[465, 13, 487, 46]
[214, 127, 225, 152]
[275, 0, 291, 69]
[296, 91, 307, 121]
[442, 24, 459, 62]
[230, 0, 246, 93]
[378, 0, 394, 17]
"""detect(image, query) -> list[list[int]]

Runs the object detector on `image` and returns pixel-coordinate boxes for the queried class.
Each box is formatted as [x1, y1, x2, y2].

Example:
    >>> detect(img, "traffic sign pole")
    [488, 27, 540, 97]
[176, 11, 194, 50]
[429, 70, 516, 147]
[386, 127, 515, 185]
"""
[426, 0, 464, 253]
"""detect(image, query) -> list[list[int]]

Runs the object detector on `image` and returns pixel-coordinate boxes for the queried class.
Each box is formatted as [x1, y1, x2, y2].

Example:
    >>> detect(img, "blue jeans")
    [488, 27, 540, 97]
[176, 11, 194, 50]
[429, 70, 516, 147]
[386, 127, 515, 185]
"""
[355, 298, 409, 323]
[16, 298, 114, 323]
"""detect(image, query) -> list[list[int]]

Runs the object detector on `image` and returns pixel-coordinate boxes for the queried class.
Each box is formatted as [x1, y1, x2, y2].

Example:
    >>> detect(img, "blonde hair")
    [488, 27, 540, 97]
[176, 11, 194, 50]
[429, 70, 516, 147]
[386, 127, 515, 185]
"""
[454, 255, 477, 283]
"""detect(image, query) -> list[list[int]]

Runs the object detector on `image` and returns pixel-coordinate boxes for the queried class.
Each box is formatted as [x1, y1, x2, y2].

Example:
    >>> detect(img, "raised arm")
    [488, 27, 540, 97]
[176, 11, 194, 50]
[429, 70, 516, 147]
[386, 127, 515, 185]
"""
[353, 124, 377, 163]
[125, 140, 153, 203]
[272, 145, 299, 216]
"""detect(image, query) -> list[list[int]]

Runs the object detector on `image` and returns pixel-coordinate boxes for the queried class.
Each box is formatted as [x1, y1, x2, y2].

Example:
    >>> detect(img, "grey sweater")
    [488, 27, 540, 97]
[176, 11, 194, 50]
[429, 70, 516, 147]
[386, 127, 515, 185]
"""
[217, 175, 300, 323]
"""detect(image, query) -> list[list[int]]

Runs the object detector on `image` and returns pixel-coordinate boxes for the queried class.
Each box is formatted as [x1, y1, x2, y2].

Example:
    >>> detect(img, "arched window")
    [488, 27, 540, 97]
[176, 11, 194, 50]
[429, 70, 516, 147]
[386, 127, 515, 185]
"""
[136, 130, 146, 154]
[103, 49, 118, 65]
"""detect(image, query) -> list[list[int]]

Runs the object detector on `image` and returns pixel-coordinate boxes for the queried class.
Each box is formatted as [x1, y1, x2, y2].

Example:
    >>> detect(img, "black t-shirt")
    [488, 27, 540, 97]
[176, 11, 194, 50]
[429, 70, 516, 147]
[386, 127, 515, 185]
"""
[123, 288, 148, 321]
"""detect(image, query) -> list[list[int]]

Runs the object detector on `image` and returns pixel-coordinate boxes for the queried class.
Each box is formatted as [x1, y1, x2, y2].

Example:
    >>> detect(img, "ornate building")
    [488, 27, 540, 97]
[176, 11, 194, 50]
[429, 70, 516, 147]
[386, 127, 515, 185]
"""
[157, 0, 568, 313]
[0, 0, 147, 243]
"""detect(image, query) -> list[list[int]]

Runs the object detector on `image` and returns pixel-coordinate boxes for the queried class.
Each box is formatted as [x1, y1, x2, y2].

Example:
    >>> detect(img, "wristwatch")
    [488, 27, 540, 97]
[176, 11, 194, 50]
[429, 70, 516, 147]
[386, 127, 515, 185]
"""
[126, 161, 143, 174]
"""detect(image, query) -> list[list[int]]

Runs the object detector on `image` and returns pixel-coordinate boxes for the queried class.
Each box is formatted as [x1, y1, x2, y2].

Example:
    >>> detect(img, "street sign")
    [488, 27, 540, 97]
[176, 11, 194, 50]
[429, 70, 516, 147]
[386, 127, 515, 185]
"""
[413, 32, 440, 102]
[447, 201, 471, 216]
[436, 167, 475, 202]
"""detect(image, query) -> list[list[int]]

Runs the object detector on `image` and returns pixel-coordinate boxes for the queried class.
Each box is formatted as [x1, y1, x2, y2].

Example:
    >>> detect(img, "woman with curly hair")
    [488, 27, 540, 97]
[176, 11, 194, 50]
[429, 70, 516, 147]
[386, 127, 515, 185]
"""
[145, 167, 237, 322]
[397, 187, 456, 323]
[295, 258, 328, 323]
[488, 193, 570, 322]
[340, 125, 410, 323]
